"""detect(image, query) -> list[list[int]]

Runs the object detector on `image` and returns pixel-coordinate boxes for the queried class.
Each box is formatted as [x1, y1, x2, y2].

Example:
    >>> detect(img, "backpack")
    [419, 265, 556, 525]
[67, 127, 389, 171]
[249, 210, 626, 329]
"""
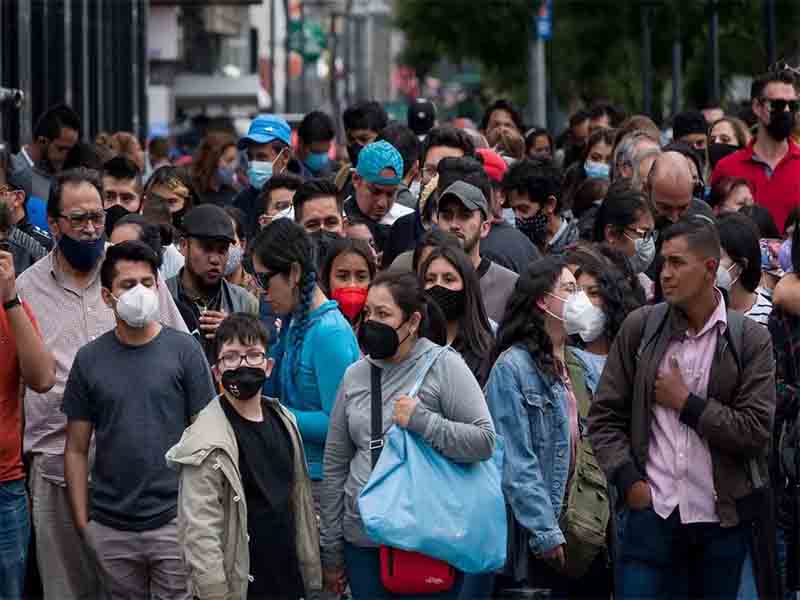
[554, 349, 610, 579]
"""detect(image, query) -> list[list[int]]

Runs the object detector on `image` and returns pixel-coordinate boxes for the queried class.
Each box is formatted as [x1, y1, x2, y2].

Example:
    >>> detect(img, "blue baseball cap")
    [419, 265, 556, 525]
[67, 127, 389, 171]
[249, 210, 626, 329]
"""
[355, 141, 403, 185]
[238, 114, 292, 149]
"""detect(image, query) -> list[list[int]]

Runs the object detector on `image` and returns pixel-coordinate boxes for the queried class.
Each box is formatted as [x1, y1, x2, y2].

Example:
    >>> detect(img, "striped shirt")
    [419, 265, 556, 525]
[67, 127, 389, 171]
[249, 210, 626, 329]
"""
[744, 287, 773, 326]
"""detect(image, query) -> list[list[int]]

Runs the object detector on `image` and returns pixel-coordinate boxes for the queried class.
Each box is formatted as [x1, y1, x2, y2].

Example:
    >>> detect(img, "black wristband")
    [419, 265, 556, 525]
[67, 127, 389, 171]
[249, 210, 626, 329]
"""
[3, 295, 21, 311]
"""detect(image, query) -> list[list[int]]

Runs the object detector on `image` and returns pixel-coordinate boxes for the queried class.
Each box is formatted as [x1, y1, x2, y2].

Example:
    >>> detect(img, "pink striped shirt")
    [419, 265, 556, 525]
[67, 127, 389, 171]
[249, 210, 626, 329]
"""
[645, 295, 727, 524]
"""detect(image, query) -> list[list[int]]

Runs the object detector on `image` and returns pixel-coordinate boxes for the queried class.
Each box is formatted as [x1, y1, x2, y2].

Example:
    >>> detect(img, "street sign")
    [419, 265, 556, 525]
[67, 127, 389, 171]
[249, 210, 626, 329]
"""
[536, 0, 552, 40]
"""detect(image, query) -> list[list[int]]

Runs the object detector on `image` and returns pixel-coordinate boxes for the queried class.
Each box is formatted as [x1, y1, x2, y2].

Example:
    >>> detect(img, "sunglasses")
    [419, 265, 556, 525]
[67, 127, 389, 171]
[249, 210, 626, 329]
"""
[762, 98, 800, 113]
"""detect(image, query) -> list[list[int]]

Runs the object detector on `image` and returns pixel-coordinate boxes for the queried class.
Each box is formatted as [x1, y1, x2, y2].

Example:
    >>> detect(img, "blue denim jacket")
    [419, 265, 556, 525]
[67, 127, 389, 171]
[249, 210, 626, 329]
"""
[485, 345, 571, 555]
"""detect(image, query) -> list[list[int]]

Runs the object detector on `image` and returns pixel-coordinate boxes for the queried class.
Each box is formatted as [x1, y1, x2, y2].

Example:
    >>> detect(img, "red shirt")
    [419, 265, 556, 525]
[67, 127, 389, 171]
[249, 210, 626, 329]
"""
[0, 301, 39, 482]
[710, 138, 800, 234]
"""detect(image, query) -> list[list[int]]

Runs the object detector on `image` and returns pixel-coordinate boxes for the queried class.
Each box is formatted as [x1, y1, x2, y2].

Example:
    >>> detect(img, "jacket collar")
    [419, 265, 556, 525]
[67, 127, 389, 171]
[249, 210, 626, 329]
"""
[665, 290, 727, 339]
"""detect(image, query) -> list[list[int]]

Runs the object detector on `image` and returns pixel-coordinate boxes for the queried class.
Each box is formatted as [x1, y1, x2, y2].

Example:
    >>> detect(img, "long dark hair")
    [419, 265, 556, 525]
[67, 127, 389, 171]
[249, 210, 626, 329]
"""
[419, 245, 493, 358]
[493, 256, 566, 380]
[252, 219, 319, 376]
[369, 271, 448, 347]
[321, 237, 377, 296]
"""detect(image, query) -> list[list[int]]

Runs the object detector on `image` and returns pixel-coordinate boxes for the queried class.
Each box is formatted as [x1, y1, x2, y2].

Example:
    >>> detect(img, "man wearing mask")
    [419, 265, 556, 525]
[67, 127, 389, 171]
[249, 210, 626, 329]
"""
[232, 114, 293, 237]
[335, 101, 389, 200]
[101, 156, 143, 214]
[296, 111, 336, 180]
[166, 204, 259, 362]
[712, 69, 800, 235]
[502, 158, 581, 255]
[15, 168, 187, 600]
[9, 104, 81, 207]
[588, 218, 774, 598]
[343, 140, 412, 253]
[63, 241, 214, 599]
[672, 110, 710, 154]
[647, 151, 714, 232]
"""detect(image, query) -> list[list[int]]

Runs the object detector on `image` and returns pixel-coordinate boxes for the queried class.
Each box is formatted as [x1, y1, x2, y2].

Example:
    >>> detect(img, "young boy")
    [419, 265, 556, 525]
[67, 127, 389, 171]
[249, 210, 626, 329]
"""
[167, 313, 321, 600]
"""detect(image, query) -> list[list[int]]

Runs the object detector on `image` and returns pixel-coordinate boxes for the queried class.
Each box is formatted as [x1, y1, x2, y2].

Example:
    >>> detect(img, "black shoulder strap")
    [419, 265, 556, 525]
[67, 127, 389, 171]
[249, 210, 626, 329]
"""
[724, 309, 746, 370]
[636, 302, 670, 360]
[370, 364, 383, 469]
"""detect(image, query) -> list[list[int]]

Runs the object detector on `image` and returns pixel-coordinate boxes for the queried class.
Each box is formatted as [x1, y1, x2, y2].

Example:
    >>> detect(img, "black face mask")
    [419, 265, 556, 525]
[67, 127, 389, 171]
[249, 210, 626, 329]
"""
[310, 229, 343, 270]
[105, 204, 132, 238]
[172, 207, 187, 231]
[221, 367, 267, 400]
[767, 110, 795, 142]
[426, 285, 466, 322]
[655, 213, 676, 232]
[347, 142, 364, 167]
[358, 319, 410, 360]
[707, 142, 739, 169]
[516, 210, 549, 247]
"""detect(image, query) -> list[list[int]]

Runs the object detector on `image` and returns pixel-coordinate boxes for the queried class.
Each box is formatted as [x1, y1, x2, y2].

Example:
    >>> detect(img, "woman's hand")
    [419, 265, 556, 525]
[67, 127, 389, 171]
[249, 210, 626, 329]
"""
[323, 566, 348, 595]
[393, 395, 419, 428]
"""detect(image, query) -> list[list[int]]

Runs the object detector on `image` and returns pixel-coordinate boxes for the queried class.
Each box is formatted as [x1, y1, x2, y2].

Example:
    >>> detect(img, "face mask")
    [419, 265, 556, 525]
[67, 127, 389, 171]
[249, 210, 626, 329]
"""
[409, 179, 422, 201]
[105, 204, 132, 237]
[221, 366, 266, 400]
[516, 210, 550, 246]
[563, 291, 607, 343]
[625, 234, 657, 274]
[58, 233, 106, 272]
[112, 283, 160, 328]
[331, 286, 368, 322]
[654, 213, 675, 233]
[358, 319, 410, 360]
[503, 208, 516, 226]
[708, 142, 739, 168]
[247, 160, 274, 191]
[224, 244, 244, 277]
[715, 263, 737, 291]
[310, 229, 343, 269]
[426, 285, 466, 322]
[304, 152, 329, 173]
[172, 207, 186, 231]
[584, 160, 610, 181]
[347, 142, 364, 166]
[767, 109, 795, 142]
[218, 165, 236, 187]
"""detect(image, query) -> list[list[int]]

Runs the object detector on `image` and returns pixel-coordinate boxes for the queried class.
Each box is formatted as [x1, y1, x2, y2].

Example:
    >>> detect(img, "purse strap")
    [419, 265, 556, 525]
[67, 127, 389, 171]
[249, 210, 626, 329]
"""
[368, 346, 450, 469]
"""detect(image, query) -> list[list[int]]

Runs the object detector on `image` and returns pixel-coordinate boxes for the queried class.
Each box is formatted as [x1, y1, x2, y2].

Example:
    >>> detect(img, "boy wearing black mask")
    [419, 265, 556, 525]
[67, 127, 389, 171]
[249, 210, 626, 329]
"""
[711, 68, 800, 236]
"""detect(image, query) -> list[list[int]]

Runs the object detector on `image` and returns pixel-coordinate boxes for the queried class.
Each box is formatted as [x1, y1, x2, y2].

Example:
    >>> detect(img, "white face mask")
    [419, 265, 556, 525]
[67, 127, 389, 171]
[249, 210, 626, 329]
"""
[409, 179, 422, 200]
[113, 283, 160, 328]
[224, 244, 244, 277]
[625, 234, 656, 274]
[715, 262, 738, 291]
[563, 290, 607, 343]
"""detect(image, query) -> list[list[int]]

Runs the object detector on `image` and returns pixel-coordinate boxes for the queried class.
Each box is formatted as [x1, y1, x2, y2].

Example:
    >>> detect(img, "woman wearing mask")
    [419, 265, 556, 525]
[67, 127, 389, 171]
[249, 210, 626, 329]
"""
[594, 186, 657, 300]
[486, 257, 610, 599]
[191, 134, 239, 206]
[563, 129, 616, 213]
[419, 245, 495, 386]
[708, 177, 754, 216]
[321, 237, 377, 330]
[708, 117, 751, 169]
[252, 219, 360, 505]
[320, 272, 496, 599]
[716, 212, 773, 325]
[224, 207, 260, 298]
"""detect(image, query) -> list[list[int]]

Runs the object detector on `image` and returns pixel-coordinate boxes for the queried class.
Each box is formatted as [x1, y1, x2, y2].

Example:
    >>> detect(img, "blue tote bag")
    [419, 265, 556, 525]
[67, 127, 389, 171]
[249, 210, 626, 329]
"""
[357, 346, 507, 574]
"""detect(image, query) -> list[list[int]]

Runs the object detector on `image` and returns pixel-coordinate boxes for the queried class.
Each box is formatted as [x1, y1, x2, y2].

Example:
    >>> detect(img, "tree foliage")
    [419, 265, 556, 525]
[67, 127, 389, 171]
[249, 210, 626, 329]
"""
[394, 0, 800, 120]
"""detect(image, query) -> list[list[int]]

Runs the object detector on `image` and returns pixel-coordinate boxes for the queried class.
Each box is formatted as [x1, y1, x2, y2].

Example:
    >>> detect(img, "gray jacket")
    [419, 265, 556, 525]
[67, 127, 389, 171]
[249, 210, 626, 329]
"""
[320, 338, 496, 568]
[166, 274, 259, 317]
[166, 396, 322, 600]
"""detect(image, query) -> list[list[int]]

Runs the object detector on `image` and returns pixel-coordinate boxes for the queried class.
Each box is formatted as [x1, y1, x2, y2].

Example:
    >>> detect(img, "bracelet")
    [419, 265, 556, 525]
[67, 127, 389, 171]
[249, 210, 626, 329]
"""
[3, 295, 21, 311]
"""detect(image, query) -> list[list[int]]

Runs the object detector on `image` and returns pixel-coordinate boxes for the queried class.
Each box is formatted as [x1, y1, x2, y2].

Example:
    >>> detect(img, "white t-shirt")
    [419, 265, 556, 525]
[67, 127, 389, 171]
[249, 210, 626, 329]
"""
[744, 287, 773, 326]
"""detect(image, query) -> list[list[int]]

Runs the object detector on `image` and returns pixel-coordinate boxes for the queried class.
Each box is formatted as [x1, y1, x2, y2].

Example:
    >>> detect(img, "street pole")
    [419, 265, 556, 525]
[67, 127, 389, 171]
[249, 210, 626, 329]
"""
[641, 3, 653, 116]
[764, 0, 776, 68]
[671, 12, 682, 117]
[709, 0, 720, 104]
[528, 12, 547, 127]
[269, 0, 276, 111]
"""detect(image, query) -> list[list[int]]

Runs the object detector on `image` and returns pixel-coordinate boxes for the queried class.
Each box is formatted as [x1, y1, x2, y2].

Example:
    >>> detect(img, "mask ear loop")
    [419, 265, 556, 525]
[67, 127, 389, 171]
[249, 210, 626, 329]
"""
[543, 292, 567, 322]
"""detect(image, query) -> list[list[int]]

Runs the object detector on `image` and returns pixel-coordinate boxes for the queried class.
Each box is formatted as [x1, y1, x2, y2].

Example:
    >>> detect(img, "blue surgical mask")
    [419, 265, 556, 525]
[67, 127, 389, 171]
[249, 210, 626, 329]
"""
[218, 165, 235, 187]
[584, 160, 610, 180]
[304, 151, 329, 173]
[247, 160, 273, 191]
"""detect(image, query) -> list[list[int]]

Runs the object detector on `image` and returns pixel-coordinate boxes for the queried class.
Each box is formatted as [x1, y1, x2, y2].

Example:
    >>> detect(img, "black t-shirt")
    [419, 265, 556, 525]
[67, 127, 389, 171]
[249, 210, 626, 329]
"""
[62, 328, 215, 531]
[221, 397, 304, 600]
[481, 221, 542, 274]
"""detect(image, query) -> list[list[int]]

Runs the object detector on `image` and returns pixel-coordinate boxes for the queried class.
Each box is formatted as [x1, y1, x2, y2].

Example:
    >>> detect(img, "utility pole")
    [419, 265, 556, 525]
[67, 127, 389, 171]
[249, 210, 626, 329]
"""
[528, 0, 550, 128]
[708, 0, 720, 104]
[641, 3, 653, 116]
[671, 11, 682, 116]
[764, 0, 776, 67]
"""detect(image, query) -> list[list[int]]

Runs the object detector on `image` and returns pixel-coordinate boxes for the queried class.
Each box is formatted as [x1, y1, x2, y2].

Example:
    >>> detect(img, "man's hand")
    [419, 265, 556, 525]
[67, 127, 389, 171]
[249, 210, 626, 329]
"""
[541, 545, 566, 569]
[654, 356, 690, 411]
[626, 480, 652, 510]
[0, 247, 17, 304]
[199, 310, 228, 339]
[393, 395, 419, 428]
[323, 566, 347, 595]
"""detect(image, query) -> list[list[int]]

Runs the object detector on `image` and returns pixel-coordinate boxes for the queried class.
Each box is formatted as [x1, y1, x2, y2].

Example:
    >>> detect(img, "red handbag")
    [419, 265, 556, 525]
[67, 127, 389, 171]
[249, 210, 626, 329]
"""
[379, 546, 456, 595]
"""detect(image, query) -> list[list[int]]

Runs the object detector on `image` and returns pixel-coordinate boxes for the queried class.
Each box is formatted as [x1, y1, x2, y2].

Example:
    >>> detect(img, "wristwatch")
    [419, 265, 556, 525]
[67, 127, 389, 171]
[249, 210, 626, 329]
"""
[3, 295, 21, 311]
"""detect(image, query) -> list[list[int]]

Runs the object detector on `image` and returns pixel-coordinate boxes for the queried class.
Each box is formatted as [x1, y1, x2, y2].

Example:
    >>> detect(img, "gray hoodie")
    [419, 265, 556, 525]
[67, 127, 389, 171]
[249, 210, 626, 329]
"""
[319, 338, 496, 568]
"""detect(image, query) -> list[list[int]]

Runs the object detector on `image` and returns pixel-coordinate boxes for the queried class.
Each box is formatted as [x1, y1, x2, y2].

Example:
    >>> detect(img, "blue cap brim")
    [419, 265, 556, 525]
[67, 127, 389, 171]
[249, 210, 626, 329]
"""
[237, 134, 279, 149]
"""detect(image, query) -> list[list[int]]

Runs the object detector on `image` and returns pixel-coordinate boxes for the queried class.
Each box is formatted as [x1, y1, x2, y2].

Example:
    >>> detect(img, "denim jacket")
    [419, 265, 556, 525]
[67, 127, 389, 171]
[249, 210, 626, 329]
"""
[485, 344, 571, 557]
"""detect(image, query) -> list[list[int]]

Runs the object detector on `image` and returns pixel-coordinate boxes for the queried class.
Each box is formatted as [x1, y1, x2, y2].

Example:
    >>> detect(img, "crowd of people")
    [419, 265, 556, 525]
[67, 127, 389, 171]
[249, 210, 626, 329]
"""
[3, 65, 800, 600]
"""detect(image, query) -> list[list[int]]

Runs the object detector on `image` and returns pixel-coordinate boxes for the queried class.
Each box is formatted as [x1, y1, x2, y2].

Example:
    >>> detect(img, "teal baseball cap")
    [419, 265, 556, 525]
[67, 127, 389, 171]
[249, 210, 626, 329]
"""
[355, 141, 403, 186]
[238, 114, 292, 149]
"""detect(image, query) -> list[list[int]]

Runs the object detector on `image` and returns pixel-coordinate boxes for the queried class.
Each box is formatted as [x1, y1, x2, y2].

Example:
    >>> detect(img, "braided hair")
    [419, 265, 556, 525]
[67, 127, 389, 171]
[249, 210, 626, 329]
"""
[252, 219, 318, 378]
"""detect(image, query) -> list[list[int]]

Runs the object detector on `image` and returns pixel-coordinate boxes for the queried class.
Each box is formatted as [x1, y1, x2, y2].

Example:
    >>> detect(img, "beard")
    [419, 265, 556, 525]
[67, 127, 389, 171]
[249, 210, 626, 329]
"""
[463, 229, 481, 255]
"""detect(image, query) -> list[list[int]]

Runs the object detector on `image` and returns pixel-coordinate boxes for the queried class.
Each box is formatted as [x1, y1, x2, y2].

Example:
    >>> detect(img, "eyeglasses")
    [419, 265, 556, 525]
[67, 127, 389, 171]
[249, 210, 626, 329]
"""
[761, 98, 800, 113]
[59, 211, 106, 229]
[217, 351, 267, 370]
[254, 269, 283, 290]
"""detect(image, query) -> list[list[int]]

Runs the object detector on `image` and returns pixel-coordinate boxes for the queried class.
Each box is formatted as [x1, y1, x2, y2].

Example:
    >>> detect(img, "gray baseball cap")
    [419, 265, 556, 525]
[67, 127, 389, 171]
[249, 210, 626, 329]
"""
[438, 180, 489, 220]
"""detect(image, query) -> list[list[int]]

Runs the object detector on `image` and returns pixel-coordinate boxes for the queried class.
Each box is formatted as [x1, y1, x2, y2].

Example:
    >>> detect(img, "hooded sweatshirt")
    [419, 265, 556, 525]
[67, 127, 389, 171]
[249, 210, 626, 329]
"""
[319, 337, 496, 568]
[266, 300, 360, 480]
